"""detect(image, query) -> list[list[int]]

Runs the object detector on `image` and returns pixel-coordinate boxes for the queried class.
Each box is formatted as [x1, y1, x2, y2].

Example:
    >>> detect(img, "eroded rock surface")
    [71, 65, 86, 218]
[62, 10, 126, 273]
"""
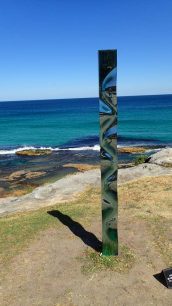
[147, 148, 172, 166]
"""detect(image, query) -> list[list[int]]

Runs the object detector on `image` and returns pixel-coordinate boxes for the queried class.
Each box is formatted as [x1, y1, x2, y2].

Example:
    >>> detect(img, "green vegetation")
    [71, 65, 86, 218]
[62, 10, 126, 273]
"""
[0, 188, 100, 266]
[79, 245, 135, 274]
[0, 209, 55, 265]
[1, 175, 172, 272]
[134, 154, 148, 165]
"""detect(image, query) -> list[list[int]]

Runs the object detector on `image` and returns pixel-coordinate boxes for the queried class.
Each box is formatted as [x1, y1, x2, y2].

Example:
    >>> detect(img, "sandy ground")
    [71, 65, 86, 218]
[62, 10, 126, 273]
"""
[1, 177, 172, 306]
[1, 215, 171, 306]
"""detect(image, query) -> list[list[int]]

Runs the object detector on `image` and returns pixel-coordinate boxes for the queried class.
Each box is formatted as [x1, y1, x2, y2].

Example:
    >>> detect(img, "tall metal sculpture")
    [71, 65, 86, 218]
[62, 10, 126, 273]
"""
[98, 50, 118, 256]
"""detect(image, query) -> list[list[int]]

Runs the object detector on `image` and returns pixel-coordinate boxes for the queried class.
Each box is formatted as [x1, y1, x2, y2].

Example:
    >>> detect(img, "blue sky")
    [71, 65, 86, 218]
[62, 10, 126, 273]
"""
[0, 0, 172, 101]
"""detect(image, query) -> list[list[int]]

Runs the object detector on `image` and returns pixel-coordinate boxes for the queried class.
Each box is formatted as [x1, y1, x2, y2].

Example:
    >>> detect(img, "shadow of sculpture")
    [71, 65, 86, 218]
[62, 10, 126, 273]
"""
[48, 210, 102, 252]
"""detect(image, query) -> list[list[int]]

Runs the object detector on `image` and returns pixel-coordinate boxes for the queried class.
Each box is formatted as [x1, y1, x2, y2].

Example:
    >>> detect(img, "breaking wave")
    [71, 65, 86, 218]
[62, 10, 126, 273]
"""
[0, 145, 100, 155]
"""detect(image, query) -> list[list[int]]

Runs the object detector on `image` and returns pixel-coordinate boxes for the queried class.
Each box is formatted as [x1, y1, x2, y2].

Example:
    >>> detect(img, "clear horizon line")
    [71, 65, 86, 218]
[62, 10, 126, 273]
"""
[0, 92, 172, 103]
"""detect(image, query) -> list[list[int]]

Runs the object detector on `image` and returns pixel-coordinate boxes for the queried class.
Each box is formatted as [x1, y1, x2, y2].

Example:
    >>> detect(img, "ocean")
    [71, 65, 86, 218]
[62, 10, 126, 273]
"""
[0, 94, 172, 154]
[0, 94, 171, 196]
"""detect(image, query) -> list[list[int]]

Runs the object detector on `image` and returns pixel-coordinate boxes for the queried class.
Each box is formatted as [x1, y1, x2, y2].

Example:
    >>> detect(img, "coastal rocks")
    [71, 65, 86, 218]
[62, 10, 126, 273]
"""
[147, 148, 172, 167]
[8, 170, 26, 180]
[7, 170, 46, 181]
[1, 170, 46, 197]
[0, 187, 5, 197]
[63, 163, 98, 172]
[118, 146, 148, 153]
[0, 169, 101, 216]
[118, 163, 135, 169]
[16, 149, 52, 156]
[1, 164, 172, 216]
[1, 148, 172, 216]
[25, 171, 46, 179]
[118, 163, 172, 184]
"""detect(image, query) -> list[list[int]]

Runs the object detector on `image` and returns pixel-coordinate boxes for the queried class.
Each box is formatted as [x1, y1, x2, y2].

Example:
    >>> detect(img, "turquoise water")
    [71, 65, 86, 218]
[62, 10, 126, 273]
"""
[0, 94, 172, 153]
[119, 95, 172, 146]
[0, 98, 98, 151]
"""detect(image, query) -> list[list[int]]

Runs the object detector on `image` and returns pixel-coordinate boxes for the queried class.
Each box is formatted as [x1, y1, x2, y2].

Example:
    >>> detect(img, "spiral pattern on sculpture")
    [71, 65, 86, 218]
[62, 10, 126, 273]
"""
[99, 50, 118, 255]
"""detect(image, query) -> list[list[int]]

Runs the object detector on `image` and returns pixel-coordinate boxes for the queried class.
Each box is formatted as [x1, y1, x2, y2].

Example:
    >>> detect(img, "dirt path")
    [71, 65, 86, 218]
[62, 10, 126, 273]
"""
[1, 212, 171, 305]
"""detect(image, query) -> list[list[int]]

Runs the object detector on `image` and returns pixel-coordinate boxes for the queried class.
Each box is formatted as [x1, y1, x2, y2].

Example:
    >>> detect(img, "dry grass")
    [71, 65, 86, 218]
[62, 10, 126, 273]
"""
[119, 175, 172, 219]
[151, 217, 172, 266]
[0, 175, 172, 270]
[0, 187, 100, 266]
[119, 175, 172, 266]
[79, 245, 135, 274]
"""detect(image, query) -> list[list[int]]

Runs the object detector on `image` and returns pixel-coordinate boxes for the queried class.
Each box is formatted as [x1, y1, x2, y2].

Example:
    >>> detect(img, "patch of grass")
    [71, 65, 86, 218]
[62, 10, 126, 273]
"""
[79, 245, 135, 274]
[0, 188, 100, 266]
[0, 209, 56, 265]
[119, 175, 172, 219]
[119, 175, 172, 265]
[134, 154, 148, 165]
[1, 174, 172, 271]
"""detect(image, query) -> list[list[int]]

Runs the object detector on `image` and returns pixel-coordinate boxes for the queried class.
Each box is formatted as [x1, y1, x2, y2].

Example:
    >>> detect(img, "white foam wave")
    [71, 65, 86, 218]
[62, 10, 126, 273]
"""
[59, 145, 100, 151]
[0, 144, 167, 155]
[0, 144, 100, 155]
[0, 146, 36, 155]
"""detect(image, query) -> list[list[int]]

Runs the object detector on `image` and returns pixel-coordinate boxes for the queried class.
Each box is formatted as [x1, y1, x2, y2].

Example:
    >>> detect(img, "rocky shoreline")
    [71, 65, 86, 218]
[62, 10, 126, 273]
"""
[16, 149, 52, 156]
[0, 148, 172, 217]
[0, 144, 165, 198]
